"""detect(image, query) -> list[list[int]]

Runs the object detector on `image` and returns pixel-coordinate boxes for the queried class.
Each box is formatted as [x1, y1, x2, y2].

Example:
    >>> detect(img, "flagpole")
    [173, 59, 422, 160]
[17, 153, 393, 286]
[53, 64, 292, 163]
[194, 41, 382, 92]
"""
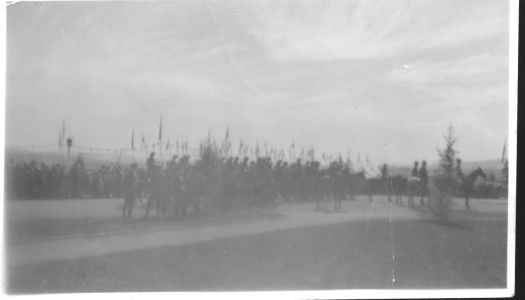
[158, 114, 163, 158]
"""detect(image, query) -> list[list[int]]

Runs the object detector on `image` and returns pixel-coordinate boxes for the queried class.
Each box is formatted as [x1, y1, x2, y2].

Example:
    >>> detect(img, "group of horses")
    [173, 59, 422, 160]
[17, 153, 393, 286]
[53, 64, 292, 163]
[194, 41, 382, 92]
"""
[131, 156, 366, 219]
[128, 155, 488, 220]
[365, 167, 488, 210]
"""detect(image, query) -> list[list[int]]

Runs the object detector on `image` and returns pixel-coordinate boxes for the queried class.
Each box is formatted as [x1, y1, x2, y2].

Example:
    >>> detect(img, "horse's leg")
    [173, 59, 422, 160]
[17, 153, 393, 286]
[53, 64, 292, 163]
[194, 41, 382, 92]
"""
[155, 199, 160, 218]
[127, 198, 135, 219]
[181, 198, 187, 219]
[386, 183, 392, 203]
[173, 196, 179, 218]
[144, 198, 153, 219]
[122, 197, 128, 219]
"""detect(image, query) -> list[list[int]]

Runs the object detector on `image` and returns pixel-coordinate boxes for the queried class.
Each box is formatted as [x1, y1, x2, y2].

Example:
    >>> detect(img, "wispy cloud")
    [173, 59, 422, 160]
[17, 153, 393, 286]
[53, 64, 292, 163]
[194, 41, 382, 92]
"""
[238, 0, 507, 62]
[6, 0, 510, 164]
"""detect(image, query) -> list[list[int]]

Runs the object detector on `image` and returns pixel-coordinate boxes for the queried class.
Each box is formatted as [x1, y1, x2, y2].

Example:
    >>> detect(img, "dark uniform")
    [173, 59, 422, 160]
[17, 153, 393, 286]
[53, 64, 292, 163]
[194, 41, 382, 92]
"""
[122, 164, 138, 220]
[418, 162, 428, 188]
[411, 161, 419, 177]
[418, 161, 428, 202]
[456, 159, 464, 178]
[146, 152, 156, 176]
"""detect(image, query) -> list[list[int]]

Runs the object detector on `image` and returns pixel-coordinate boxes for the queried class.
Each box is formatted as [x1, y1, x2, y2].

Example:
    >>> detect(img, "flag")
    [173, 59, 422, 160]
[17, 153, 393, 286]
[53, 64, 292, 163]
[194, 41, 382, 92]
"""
[58, 120, 66, 149]
[255, 143, 260, 158]
[307, 148, 314, 160]
[238, 140, 243, 156]
[279, 149, 286, 160]
[289, 143, 295, 159]
[158, 114, 163, 142]
[501, 139, 507, 163]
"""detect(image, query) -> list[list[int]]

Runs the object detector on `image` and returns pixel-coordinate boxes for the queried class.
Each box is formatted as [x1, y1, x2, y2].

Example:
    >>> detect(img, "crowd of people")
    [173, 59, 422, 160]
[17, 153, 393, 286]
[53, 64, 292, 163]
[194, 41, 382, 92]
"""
[6, 157, 125, 200]
[6, 147, 506, 218]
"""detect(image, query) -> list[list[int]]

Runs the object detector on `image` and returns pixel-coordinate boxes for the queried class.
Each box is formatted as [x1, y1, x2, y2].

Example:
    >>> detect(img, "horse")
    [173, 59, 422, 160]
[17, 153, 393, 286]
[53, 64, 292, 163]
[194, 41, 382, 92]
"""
[365, 176, 391, 202]
[406, 176, 426, 209]
[458, 167, 487, 209]
[331, 171, 346, 211]
[389, 175, 408, 206]
[341, 169, 363, 201]
[314, 168, 347, 212]
[144, 166, 170, 219]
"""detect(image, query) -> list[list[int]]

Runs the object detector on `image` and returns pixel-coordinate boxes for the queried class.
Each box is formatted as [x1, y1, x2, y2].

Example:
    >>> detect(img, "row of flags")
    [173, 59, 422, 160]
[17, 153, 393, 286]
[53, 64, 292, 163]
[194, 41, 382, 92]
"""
[59, 116, 510, 166]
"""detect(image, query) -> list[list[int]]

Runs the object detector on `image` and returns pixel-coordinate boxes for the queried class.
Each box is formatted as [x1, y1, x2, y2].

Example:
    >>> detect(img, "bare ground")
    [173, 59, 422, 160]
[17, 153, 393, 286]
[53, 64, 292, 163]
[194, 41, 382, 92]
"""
[5, 196, 508, 293]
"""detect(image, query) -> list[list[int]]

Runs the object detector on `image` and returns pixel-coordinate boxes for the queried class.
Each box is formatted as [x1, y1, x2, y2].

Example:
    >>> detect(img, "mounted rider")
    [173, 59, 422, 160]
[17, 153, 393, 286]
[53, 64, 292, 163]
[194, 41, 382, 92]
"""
[146, 152, 156, 179]
[411, 161, 419, 177]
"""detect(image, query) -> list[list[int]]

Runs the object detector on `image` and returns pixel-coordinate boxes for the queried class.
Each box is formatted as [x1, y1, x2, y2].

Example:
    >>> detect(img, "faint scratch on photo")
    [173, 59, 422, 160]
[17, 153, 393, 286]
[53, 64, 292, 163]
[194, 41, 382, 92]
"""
[389, 201, 396, 289]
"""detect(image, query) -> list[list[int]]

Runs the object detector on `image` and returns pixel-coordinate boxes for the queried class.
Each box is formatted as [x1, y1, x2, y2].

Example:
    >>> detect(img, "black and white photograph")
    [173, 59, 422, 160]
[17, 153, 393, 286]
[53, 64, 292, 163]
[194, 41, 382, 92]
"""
[2, 0, 517, 298]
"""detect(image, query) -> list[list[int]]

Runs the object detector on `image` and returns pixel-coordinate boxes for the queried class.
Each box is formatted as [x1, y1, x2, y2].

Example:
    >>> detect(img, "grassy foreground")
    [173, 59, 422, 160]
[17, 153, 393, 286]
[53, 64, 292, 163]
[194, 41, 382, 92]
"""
[8, 216, 506, 293]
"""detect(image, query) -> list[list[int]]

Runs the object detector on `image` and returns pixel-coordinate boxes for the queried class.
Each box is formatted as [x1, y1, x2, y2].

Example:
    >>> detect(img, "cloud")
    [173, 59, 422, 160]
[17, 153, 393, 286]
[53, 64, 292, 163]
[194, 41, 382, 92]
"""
[238, 0, 508, 62]
[5, 0, 511, 164]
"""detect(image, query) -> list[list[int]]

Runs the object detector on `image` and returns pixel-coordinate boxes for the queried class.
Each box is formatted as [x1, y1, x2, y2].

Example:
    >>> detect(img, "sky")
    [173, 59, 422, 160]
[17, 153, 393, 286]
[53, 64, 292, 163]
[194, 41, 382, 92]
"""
[5, 0, 510, 165]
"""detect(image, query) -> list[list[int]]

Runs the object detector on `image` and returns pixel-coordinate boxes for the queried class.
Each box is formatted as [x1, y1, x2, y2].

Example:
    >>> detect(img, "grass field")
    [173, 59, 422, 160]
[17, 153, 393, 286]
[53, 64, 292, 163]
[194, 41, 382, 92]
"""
[5, 196, 508, 294]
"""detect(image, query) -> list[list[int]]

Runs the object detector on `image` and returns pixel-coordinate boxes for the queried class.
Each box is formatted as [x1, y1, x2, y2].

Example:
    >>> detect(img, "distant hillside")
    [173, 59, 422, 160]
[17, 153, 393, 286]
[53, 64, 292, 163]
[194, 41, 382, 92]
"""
[386, 159, 505, 181]
[5, 147, 506, 180]
[461, 159, 506, 181]
[461, 159, 505, 172]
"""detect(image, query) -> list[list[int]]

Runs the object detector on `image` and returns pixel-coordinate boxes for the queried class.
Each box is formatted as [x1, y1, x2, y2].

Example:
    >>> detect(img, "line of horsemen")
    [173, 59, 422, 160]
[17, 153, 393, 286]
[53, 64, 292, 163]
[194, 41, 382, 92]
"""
[122, 152, 486, 221]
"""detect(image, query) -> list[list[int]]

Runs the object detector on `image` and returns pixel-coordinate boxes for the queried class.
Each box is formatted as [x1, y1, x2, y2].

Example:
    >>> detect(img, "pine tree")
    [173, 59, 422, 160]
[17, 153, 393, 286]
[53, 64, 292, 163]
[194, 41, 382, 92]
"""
[431, 124, 459, 221]
[438, 124, 458, 179]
